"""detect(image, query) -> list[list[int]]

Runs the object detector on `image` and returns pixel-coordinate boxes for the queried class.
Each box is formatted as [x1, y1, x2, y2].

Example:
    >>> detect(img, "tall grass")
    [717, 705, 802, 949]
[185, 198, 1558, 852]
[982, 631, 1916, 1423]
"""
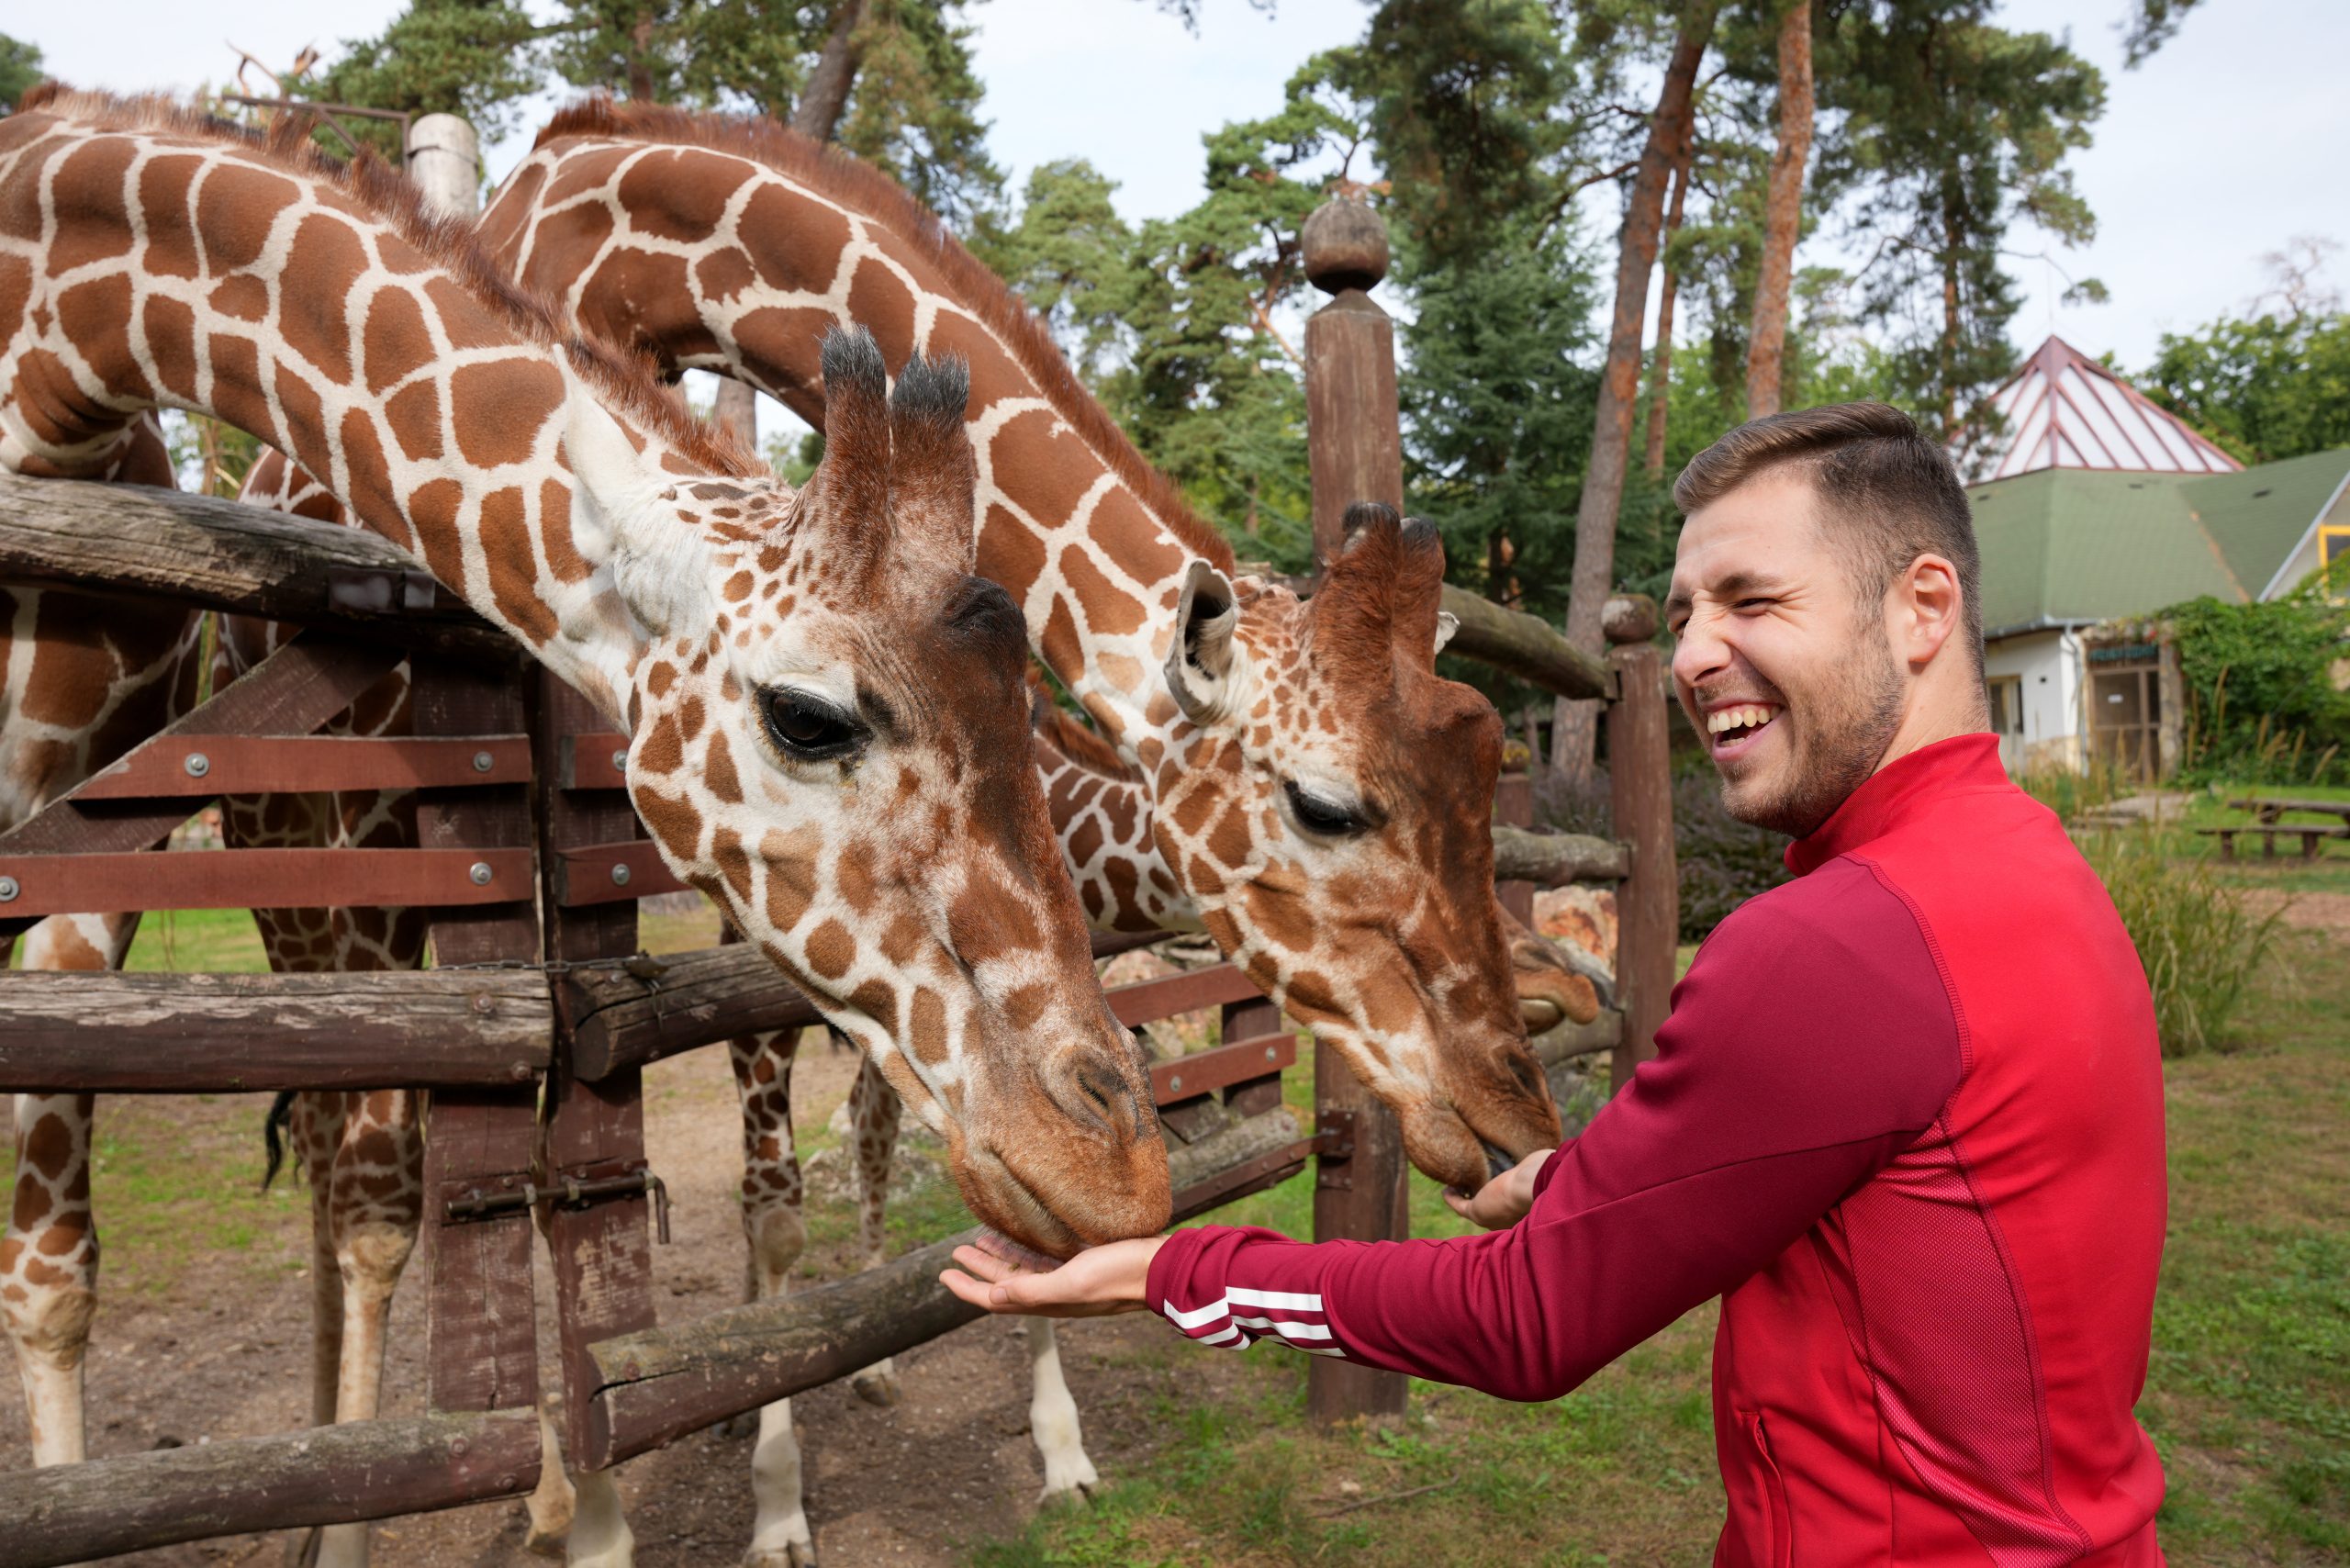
[2019, 754, 2133, 823]
[2083, 829, 2285, 1056]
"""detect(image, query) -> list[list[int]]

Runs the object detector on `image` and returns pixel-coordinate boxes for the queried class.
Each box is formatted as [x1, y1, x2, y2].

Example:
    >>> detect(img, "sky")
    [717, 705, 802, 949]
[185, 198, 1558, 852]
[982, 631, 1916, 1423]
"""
[21, 0, 2348, 375]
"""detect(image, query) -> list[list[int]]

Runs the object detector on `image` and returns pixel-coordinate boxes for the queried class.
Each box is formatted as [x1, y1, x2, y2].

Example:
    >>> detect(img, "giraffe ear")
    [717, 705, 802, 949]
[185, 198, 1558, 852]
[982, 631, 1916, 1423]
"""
[566, 399, 717, 637]
[1165, 559, 1241, 723]
[1433, 610, 1460, 658]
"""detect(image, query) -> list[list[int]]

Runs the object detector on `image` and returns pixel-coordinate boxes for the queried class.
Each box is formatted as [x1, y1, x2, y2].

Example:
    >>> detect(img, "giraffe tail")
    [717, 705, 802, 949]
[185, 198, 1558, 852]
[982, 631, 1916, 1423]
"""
[261, 1091, 298, 1193]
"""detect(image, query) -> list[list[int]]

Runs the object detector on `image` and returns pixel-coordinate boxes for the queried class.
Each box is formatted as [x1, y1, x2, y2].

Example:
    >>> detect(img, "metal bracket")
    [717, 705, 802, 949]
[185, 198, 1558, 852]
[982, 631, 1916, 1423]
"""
[326, 566, 445, 616]
[444, 1166, 671, 1244]
[1313, 1109, 1358, 1190]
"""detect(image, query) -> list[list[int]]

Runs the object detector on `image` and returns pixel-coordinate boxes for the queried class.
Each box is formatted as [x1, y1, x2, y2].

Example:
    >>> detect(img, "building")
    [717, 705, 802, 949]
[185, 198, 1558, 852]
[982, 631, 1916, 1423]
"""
[1962, 337, 2350, 777]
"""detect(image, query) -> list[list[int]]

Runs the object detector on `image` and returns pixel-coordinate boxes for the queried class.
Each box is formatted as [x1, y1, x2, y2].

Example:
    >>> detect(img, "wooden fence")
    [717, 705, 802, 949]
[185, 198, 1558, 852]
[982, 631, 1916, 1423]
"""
[0, 210, 1674, 1568]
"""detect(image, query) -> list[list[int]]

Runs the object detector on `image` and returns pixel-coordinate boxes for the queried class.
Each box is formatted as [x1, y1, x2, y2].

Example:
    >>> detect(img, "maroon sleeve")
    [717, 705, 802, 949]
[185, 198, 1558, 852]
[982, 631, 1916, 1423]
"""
[1143, 857, 1965, 1402]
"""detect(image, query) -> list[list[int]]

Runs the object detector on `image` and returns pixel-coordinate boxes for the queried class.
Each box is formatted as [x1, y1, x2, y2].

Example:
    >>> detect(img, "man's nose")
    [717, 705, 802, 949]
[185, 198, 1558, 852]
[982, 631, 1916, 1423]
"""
[1671, 607, 1731, 690]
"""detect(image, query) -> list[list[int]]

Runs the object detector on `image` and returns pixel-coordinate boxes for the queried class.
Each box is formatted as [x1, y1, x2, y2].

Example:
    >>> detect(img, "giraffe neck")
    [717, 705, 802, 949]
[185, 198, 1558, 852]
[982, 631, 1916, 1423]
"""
[488, 119, 1228, 757]
[0, 99, 748, 722]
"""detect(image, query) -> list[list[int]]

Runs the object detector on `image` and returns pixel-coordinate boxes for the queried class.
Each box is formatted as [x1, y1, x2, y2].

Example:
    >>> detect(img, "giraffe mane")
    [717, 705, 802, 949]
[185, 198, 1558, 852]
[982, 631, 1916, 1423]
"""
[19, 82, 762, 482]
[533, 95, 1236, 574]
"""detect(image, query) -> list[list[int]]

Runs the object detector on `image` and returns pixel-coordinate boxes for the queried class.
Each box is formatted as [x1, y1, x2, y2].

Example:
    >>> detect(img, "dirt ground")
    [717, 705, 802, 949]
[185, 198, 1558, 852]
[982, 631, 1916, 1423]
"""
[0, 1032, 1237, 1567]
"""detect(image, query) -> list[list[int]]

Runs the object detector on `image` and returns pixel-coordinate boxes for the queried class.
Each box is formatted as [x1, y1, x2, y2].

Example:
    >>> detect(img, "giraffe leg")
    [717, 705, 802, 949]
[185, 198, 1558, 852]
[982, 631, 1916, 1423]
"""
[1027, 1319, 1101, 1504]
[3, 912, 135, 1470]
[565, 1465, 637, 1568]
[308, 1090, 422, 1568]
[521, 1404, 577, 1557]
[729, 1030, 815, 1568]
[845, 1056, 902, 1408]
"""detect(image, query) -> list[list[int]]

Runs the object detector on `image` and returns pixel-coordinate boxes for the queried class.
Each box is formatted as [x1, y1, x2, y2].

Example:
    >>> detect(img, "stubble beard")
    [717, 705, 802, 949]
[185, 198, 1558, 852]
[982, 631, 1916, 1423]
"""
[1720, 627, 1905, 839]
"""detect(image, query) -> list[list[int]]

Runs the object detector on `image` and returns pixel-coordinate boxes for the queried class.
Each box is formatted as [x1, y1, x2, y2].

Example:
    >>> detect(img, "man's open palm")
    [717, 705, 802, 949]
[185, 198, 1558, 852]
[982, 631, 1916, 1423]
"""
[940, 1235, 1165, 1318]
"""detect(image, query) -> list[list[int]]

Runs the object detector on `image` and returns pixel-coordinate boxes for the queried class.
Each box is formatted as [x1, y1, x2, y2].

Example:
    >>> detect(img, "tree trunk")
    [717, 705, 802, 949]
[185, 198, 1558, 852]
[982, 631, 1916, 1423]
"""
[1550, 0, 1718, 783]
[1940, 181, 1963, 435]
[790, 0, 868, 140]
[1746, 0, 1815, 420]
[711, 377, 757, 447]
[627, 13, 657, 101]
[1642, 136, 1695, 479]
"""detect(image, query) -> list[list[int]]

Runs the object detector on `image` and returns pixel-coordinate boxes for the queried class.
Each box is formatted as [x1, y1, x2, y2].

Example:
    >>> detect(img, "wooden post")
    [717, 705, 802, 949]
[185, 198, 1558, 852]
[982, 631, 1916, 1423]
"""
[535, 670, 661, 1467]
[1604, 594, 1677, 1091]
[410, 648, 543, 1417]
[1300, 196, 1410, 1426]
[1494, 771, 1535, 927]
[404, 113, 479, 218]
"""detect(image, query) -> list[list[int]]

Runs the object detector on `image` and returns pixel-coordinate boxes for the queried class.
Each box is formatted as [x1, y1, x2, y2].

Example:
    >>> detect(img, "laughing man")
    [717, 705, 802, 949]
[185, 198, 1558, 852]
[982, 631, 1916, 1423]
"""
[943, 403, 2169, 1566]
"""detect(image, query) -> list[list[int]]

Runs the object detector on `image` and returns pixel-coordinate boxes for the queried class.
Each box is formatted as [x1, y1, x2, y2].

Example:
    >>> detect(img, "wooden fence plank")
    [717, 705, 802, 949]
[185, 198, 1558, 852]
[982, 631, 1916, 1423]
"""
[0, 1409, 540, 1568]
[73, 734, 532, 798]
[0, 969, 547, 1091]
[0, 846, 533, 917]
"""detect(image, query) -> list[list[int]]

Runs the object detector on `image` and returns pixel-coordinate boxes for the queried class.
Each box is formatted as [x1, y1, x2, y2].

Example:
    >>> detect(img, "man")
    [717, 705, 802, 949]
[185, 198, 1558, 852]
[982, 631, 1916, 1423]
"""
[943, 404, 2169, 1565]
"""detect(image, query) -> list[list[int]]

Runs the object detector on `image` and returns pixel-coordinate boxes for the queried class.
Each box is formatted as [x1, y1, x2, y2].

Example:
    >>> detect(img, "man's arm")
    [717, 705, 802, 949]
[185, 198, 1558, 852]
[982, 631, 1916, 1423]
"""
[947, 858, 1963, 1403]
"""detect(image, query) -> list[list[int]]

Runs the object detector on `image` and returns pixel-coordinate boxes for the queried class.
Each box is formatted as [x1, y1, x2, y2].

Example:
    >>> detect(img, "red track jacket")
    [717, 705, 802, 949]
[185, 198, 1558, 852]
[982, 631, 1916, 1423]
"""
[1147, 735, 2169, 1565]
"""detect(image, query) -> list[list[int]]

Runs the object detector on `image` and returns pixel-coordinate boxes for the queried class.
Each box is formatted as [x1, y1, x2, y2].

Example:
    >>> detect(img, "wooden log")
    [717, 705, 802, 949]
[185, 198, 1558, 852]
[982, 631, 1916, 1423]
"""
[579, 1106, 1307, 1468]
[1494, 772, 1535, 926]
[0, 468, 505, 653]
[1490, 824, 1630, 884]
[565, 929, 1201, 1081]
[1606, 635, 1679, 1091]
[0, 1408, 540, 1568]
[1532, 1006, 1623, 1069]
[1438, 585, 1617, 703]
[0, 969, 549, 1091]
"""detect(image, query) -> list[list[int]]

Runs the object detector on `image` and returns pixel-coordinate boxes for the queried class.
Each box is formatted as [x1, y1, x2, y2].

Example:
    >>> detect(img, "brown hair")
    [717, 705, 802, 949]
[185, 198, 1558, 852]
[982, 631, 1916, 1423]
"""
[1673, 402, 1982, 669]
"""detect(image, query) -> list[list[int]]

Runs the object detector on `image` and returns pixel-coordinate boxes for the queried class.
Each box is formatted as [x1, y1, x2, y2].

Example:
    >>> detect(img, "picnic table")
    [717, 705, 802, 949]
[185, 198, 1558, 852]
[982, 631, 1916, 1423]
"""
[2227, 796, 2350, 826]
[2203, 797, 2350, 860]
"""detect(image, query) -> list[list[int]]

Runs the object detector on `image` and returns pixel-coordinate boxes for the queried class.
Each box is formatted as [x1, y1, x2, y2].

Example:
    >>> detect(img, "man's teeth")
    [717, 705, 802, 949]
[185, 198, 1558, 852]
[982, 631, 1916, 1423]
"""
[1707, 704, 1779, 736]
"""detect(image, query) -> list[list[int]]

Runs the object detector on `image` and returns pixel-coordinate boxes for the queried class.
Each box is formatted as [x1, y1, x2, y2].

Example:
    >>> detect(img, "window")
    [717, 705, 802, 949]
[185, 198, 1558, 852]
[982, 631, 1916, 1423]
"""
[2322, 525, 2350, 599]
[1988, 677, 2026, 737]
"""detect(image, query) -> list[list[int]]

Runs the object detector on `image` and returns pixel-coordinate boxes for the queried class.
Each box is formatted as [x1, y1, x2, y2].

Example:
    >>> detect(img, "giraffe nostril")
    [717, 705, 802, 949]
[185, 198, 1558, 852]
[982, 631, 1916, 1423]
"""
[1046, 1053, 1140, 1140]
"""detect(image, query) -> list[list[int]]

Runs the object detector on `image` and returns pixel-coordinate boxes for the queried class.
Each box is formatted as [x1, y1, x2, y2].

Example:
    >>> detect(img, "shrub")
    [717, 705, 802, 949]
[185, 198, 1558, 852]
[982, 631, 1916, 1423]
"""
[2165, 575, 2350, 787]
[2081, 829, 2284, 1056]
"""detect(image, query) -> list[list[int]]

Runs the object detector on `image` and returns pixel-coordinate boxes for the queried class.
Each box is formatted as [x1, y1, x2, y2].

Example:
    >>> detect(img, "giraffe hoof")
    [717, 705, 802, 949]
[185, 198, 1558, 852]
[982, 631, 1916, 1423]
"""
[743, 1543, 815, 1568]
[849, 1367, 901, 1407]
[520, 1522, 569, 1559]
[1037, 1470, 1101, 1507]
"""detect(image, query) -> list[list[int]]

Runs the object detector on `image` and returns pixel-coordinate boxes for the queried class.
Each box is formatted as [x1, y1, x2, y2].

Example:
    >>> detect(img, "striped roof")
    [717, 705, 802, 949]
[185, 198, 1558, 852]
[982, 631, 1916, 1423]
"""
[1966, 335, 2241, 481]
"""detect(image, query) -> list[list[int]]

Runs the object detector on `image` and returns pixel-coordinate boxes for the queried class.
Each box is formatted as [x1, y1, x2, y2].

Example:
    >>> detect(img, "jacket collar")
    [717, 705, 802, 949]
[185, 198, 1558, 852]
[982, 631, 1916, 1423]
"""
[1785, 733, 2009, 877]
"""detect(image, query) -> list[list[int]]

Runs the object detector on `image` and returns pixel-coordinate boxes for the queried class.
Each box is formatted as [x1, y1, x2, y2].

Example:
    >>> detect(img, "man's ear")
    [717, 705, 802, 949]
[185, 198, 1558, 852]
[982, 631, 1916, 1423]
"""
[566, 399, 714, 638]
[1899, 552, 1965, 671]
[1164, 558, 1241, 722]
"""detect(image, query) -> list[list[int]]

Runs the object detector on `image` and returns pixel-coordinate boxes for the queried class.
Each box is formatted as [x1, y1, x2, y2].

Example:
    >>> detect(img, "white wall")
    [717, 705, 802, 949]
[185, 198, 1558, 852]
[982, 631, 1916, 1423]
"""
[1985, 629, 2086, 773]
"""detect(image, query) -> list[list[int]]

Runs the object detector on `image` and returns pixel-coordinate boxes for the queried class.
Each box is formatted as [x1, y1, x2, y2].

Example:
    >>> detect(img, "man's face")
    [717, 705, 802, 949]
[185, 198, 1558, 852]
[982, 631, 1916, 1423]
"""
[1664, 468, 1905, 837]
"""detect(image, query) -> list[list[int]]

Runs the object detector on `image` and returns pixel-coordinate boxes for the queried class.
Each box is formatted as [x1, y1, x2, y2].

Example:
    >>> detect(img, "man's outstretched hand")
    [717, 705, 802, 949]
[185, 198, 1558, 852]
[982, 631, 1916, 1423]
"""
[940, 1232, 1168, 1318]
[1442, 1148, 1553, 1229]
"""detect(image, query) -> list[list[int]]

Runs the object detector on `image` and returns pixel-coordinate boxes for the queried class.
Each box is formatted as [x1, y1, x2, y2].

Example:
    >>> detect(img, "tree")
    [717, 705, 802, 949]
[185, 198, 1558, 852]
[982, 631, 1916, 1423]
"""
[1812, 3, 2105, 435]
[0, 31, 42, 114]
[1553, 0, 1718, 782]
[1745, 0, 1813, 417]
[972, 160, 1142, 384]
[2139, 309, 2350, 465]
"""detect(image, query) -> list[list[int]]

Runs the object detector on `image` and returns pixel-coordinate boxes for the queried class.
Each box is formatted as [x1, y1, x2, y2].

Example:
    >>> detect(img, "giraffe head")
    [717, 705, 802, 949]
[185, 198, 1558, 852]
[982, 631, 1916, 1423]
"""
[610, 328, 1166, 1255]
[1153, 505, 1559, 1192]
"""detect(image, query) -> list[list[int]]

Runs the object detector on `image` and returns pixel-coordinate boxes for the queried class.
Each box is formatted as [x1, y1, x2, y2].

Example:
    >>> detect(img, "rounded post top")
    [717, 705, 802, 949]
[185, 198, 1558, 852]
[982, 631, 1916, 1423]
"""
[1303, 199, 1390, 295]
[1603, 593, 1660, 644]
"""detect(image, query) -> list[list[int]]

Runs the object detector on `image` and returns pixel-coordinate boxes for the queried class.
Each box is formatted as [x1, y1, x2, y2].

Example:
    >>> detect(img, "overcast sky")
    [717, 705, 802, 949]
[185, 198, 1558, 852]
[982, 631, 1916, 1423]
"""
[24, 0, 2346, 374]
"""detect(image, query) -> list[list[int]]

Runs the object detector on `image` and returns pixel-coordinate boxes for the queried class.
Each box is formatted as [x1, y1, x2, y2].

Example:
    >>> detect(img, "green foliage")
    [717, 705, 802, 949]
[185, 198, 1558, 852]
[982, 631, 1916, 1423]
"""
[2080, 830, 2283, 1056]
[970, 159, 1139, 383]
[2138, 310, 2350, 465]
[0, 31, 43, 114]
[305, 0, 543, 147]
[2167, 580, 2350, 786]
[1813, 3, 2106, 435]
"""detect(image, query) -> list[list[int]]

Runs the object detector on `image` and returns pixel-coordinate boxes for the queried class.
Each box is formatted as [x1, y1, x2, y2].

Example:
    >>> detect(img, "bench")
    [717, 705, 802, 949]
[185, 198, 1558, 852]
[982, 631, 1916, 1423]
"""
[2197, 824, 2350, 861]
[2225, 797, 2350, 828]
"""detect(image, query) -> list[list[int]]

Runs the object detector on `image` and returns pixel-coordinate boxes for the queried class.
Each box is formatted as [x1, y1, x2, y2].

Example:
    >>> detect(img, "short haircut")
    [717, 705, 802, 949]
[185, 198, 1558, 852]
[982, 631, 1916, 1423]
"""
[1673, 402, 1983, 672]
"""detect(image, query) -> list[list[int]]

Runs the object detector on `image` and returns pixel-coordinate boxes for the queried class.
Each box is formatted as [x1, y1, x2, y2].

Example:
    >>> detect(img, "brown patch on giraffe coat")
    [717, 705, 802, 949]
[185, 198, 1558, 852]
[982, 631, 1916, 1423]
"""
[383, 381, 442, 461]
[636, 707, 686, 774]
[834, 846, 876, 915]
[616, 147, 747, 242]
[1057, 545, 1147, 637]
[204, 332, 277, 450]
[206, 274, 269, 322]
[450, 359, 565, 468]
[45, 135, 138, 275]
[763, 825, 820, 931]
[847, 979, 898, 1036]
[11, 1178, 51, 1231]
[193, 161, 298, 274]
[141, 295, 197, 401]
[1086, 489, 1191, 584]
[136, 152, 204, 277]
[979, 502, 1047, 599]
[909, 987, 949, 1064]
[804, 918, 856, 981]
[695, 246, 756, 304]
[844, 258, 918, 369]
[1067, 817, 1104, 868]
[516, 197, 613, 292]
[1040, 599, 1084, 691]
[0, 253, 29, 350]
[361, 287, 434, 394]
[946, 883, 1041, 968]
[1240, 878, 1317, 956]
[479, 485, 558, 644]
[339, 408, 395, 519]
[878, 914, 923, 966]
[280, 214, 367, 384]
[581, 244, 706, 359]
[542, 477, 590, 582]
[273, 363, 335, 492]
[19, 1113, 74, 1182]
[403, 477, 464, 588]
[541, 144, 631, 207]
[56, 274, 145, 400]
[634, 784, 705, 861]
[736, 181, 852, 291]
[703, 728, 743, 803]
[1206, 802, 1254, 870]
[709, 825, 752, 906]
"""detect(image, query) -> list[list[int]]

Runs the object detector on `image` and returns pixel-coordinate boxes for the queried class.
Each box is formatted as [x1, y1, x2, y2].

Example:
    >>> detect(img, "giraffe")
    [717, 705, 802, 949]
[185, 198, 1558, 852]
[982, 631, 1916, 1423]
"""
[0, 84, 1172, 1532]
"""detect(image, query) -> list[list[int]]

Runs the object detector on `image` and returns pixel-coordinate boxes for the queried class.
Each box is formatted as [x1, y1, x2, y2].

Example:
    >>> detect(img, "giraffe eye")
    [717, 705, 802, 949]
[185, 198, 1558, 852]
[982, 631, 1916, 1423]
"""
[762, 689, 863, 762]
[1285, 781, 1364, 837]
